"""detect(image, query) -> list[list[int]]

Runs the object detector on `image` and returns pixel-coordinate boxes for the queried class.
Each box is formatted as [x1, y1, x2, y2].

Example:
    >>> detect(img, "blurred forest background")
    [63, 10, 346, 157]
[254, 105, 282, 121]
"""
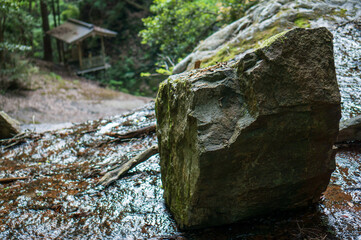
[0, 0, 257, 96]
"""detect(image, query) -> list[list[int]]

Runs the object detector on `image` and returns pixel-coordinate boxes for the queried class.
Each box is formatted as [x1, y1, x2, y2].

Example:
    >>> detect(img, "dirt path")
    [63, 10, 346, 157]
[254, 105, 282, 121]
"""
[0, 66, 152, 131]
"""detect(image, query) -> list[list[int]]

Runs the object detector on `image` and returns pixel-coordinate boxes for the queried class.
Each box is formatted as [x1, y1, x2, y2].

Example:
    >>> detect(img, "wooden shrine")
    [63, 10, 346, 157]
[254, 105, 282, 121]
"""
[48, 18, 117, 74]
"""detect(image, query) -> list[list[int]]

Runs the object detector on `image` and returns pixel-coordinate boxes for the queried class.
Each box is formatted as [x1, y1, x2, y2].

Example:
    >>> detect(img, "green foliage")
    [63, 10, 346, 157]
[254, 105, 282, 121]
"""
[0, 0, 35, 90]
[1, 0, 35, 42]
[61, 4, 80, 20]
[0, 42, 31, 52]
[0, 0, 22, 11]
[156, 67, 172, 75]
[139, 0, 257, 76]
[0, 0, 34, 46]
[0, 0, 81, 76]
[140, 0, 219, 61]
[103, 57, 139, 94]
[140, 72, 151, 77]
[140, 0, 257, 59]
[49, 72, 62, 81]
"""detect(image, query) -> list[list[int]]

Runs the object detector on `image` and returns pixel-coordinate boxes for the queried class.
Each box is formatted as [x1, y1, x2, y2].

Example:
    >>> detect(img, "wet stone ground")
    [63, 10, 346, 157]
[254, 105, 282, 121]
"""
[0, 104, 180, 239]
[333, 21, 361, 120]
[0, 103, 361, 239]
[0, 22, 361, 240]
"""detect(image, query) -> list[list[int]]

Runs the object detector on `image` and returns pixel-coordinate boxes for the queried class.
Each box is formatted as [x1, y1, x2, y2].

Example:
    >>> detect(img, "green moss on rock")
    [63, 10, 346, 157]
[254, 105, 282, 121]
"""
[332, 8, 347, 18]
[259, 29, 290, 48]
[201, 25, 283, 68]
[294, 18, 311, 28]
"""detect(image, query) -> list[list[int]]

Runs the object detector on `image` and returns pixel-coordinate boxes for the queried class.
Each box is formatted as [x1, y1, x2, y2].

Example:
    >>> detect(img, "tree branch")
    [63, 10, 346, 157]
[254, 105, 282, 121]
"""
[97, 145, 159, 187]
[124, 0, 148, 11]
[105, 124, 156, 141]
[0, 176, 28, 184]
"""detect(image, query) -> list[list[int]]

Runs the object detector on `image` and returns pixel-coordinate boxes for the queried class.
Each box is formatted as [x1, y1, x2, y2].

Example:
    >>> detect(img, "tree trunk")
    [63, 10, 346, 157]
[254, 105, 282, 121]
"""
[27, 0, 34, 57]
[0, 16, 6, 67]
[56, 0, 64, 62]
[124, 0, 148, 11]
[28, 0, 33, 12]
[56, 0, 60, 26]
[39, 0, 53, 61]
[51, 0, 62, 63]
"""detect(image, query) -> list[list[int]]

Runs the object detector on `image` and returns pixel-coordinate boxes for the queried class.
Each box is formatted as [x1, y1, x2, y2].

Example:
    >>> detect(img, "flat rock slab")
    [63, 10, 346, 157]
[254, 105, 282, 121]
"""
[0, 111, 20, 139]
[156, 28, 341, 229]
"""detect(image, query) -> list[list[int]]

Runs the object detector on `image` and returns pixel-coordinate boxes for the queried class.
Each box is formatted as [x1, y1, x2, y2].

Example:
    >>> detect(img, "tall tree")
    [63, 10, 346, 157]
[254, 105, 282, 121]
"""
[0, 18, 5, 67]
[0, 0, 10, 67]
[51, 0, 62, 62]
[39, 0, 52, 61]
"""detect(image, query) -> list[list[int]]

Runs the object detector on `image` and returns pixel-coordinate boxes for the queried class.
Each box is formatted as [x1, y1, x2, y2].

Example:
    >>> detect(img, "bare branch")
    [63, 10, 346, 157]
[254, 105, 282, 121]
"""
[97, 145, 159, 187]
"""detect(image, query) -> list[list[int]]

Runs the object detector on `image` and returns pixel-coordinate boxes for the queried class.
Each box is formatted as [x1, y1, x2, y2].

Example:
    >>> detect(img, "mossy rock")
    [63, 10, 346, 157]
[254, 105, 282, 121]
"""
[156, 28, 341, 229]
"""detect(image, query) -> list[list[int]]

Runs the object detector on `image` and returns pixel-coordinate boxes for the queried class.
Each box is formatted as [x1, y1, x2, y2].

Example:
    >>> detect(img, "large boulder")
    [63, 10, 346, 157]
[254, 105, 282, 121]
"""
[156, 27, 341, 229]
[0, 111, 20, 139]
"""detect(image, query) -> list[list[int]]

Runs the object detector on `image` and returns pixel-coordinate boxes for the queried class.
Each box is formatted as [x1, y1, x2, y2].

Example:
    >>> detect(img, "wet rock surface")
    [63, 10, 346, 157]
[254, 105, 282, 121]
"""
[0, 103, 360, 239]
[337, 115, 361, 143]
[333, 21, 361, 119]
[0, 111, 20, 139]
[173, 0, 361, 74]
[0, 104, 180, 239]
[156, 27, 341, 229]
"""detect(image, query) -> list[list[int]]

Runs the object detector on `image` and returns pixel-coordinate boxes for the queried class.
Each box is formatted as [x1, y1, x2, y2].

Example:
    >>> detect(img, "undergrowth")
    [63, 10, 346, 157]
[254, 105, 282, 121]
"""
[0, 54, 38, 92]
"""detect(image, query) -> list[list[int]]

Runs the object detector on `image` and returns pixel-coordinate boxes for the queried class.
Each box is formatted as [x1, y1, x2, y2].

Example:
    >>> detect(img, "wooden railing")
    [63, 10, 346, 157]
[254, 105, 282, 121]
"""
[81, 55, 105, 70]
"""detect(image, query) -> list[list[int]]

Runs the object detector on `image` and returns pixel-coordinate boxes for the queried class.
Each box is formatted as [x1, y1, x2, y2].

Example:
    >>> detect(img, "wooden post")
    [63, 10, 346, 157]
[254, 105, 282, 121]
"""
[100, 36, 106, 65]
[77, 41, 83, 69]
[60, 41, 65, 64]
[89, 52, 92, 68]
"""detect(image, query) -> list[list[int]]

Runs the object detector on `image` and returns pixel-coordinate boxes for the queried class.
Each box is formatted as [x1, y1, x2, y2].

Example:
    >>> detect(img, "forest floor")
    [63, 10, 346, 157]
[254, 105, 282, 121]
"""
[0, 60, 152, 132]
